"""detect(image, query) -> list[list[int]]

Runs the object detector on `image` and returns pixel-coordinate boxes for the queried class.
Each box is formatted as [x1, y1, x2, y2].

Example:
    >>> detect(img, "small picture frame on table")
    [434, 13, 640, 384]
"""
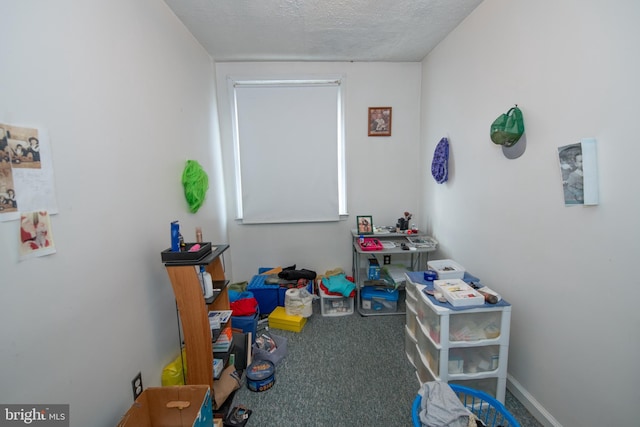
[356, 215, 374, 235]
[368, 107, 392, 136]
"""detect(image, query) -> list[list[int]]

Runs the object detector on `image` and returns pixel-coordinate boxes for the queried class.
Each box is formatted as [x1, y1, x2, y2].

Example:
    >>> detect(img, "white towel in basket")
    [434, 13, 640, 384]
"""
[418, 381, 482, 427]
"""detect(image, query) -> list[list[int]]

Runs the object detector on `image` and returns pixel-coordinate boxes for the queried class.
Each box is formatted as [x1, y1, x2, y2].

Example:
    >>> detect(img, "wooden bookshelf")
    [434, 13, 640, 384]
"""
[164, 244, 230, 390]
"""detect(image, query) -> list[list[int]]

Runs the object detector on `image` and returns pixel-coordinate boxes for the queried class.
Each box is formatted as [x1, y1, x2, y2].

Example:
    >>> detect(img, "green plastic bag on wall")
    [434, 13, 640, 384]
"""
[490, 106, 524, 147]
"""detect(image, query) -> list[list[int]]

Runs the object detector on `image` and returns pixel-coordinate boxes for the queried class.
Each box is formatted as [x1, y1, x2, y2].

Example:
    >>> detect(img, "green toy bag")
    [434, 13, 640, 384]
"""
[490, 106, 524, 147]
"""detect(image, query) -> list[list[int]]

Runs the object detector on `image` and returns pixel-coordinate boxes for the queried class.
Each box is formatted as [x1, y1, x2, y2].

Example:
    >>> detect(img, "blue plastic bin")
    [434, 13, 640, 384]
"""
[231, 309, 259, 343]
[412, 384, 520, 427]
[247, 273, 314, 315]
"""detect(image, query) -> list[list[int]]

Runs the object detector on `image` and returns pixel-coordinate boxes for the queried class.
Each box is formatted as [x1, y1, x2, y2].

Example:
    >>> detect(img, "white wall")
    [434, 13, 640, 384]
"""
[215, 62, 423, 282]
[421, 0, 640, 425]
[0, 1, 226, 426]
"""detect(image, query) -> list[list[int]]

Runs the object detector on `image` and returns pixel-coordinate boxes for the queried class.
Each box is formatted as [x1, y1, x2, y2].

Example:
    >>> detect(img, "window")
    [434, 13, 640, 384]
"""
[229, 76, 346, 224]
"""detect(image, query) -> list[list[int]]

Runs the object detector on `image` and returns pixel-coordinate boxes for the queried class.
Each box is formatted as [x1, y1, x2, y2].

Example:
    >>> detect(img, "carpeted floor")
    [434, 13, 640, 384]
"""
[229, 298, 542, 427]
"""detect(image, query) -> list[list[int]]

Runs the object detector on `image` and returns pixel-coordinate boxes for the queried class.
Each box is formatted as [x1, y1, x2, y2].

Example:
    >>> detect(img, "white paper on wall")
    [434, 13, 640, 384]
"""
[557, 138, 599, 206]
[18, 210, 56, 260]
[0, 124, 58, 221]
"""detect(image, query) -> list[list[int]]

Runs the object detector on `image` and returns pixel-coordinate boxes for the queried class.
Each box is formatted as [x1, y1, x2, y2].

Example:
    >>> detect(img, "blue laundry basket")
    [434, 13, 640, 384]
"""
[412, 384, 520, 427]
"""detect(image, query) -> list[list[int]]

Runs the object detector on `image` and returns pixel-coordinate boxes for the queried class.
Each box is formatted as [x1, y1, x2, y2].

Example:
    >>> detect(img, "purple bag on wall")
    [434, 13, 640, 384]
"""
[431, 137, 449, 184]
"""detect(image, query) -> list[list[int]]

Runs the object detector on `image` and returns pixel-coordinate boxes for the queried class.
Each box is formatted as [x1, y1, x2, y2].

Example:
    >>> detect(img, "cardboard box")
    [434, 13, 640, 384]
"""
[268, 306, 306, 332]
[117, 385, 213, 427]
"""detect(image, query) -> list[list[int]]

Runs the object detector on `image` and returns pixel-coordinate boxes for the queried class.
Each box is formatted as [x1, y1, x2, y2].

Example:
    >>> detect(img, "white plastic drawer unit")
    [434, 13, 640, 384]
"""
[404, 271, 512, 403]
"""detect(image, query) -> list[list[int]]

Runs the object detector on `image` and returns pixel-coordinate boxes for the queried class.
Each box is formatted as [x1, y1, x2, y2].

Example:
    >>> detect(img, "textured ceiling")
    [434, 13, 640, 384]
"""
[163, 0, 483, 62]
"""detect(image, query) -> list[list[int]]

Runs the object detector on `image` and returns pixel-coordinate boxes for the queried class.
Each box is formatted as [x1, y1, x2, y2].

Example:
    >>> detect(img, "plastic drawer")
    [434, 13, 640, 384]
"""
[405, 277, 418, 300]
[416, 320, 440, 377]
[415, 351, 436, 384]
[405, 302, 417, 337]
[449, 311, 504, 342]
[416, 292, 441, 344]
[448, 345, 501, 375]
[405, 325, 417, 368]
[405, 287, 417, 308]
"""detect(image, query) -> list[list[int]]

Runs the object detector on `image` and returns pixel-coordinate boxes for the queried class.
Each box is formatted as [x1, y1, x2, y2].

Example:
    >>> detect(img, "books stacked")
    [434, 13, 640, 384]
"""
[213, 326, 233, 353]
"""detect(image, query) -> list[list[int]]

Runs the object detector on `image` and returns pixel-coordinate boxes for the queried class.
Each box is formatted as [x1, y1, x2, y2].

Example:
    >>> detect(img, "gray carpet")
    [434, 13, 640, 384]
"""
[230, 298, 542, 427]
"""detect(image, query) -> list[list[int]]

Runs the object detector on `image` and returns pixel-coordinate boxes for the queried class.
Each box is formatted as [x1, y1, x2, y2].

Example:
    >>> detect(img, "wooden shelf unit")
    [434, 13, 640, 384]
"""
[164, 244, 230, 390]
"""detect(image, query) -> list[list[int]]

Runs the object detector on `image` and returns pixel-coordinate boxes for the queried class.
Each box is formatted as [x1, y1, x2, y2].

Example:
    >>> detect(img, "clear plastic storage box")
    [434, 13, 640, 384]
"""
[427, 259, 466, 279]
[319, 287, 354, 317]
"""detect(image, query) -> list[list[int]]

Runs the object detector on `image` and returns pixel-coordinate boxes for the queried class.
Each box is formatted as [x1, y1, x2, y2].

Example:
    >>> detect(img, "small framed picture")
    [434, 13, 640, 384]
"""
[368, 107, 392, 136]
[356, 215, 374, 235]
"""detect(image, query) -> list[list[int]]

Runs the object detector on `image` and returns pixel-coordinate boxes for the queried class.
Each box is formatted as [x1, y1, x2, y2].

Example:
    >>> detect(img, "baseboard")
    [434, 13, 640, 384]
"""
[506, 375, 563, 427]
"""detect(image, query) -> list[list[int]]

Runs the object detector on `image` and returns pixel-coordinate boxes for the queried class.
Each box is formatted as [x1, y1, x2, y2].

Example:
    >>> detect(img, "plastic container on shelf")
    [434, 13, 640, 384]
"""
[359, 237, 384, 251]
[360, 286, 399, 313]
[427, 259, 466, 279]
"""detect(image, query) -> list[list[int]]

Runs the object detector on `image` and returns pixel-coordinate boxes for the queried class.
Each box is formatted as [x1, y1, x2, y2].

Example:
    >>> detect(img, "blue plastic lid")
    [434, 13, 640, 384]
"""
[361, 286, 399, 301]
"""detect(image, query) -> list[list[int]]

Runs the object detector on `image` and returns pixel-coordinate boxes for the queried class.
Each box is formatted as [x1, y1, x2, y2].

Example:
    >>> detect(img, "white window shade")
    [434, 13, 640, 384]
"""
[232, 79, 344, 224]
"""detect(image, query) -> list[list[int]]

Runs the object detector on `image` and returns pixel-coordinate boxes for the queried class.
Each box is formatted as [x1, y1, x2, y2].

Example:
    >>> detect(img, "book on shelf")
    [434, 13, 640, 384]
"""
[213, 326, 233, 353]
[209, 310, 233, 328]
[213, 338, 233, 353]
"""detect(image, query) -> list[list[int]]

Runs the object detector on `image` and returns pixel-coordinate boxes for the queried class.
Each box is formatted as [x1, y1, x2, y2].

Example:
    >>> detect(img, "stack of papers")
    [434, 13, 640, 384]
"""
[383, 265, 409, 287]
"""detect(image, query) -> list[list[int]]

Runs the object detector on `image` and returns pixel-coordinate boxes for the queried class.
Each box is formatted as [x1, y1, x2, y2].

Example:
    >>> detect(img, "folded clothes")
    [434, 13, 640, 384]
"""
[321, 274, 356, 298]
[230, 297, 258, 316]
[278, 268, 317, 281]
